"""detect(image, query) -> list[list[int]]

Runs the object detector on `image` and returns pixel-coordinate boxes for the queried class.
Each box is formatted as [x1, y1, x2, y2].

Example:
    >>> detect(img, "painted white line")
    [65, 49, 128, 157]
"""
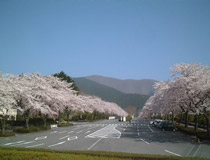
[88, 129, 113, 150]
[139, 138, 150, 144]
[67, 136, 78, 141]
[165, 150, 181, 157]
[48, 141, 66, 147]
[11, 141, 35, 146]
[3, 141, 25, 146]
[88, 137, 103, 150]
[86, 126, 110, 138]
[185, 145, 196, 157]
[50, 131, 58, 134]
[21, 141, 35, 145]
[58, 131, 67, 134]
[123, 129, 126, 131]
[86, 131, 91, 133]
[147, 125, 154, 132]
[76, 130, 83, 133]
[138, 132, 139, 136]
[59, 135, 69, 140]
[192, 144, 201, 157]
[68, 131, 74, 134]
[35, 136, 47, 140]
[88, 126, 98, 130]
[26, 143, 44, 148]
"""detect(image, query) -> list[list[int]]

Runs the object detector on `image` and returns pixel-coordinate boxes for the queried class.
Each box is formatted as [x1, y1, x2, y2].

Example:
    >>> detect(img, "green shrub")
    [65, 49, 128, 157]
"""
[0, 132, 15, 137]
[13, 127, 30, 133]
[13, 126, 51, 133]
[175, 124, 210, 140]
[58, 123, 73, 127]
[126, 115, 132, 121]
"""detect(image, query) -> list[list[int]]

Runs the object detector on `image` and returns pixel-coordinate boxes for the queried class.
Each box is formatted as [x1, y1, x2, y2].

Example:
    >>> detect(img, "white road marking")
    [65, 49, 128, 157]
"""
[123, 129, 126, 131]
[87, 126, 98, 130]
[35, 136, 47, 140]
[185, 145, 196, 157]
[139, 138, 150, 144]
[59, 135, 69, 140]
[67, 136, 78, 141]
[86, 125, 121, 139]
[58, 131, 67, 134]
[86, 131, 91, 133]
[48, 141, 66, 147]
[165, 150, 182, 157]
[3, 141, 25, 146]
[147, 125, 154, 132]
[11, 141, 35, 147]
[76, 130, 83, 133]
[26, 143, 44, 148]
[50, 131, 58, 134]
[138, 132, 139, 136]
[88, 129, 113, 150]
[68, 131, 74, 134]
[193, 144, 201, 157]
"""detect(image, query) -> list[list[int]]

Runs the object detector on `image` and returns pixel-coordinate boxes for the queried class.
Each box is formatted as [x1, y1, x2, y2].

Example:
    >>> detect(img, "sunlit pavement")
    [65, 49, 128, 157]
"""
[0, 119, 210, 159]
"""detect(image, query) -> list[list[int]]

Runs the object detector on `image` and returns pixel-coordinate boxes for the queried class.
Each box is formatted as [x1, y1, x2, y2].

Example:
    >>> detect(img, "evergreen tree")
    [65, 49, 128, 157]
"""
[53, 71, 80, 92]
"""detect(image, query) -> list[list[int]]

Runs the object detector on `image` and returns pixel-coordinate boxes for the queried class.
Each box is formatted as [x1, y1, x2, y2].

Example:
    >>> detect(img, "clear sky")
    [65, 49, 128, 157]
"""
[0, 0, 210, 81]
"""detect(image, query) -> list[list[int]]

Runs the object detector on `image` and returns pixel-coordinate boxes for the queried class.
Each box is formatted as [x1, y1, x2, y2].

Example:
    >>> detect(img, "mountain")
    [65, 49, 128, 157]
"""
[73, 77, 150, 115]
[85, 75, 157, 95]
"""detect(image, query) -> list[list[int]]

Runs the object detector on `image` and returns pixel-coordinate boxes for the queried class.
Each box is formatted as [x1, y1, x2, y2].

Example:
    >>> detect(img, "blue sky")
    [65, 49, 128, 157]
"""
[0, 0, 210, 81]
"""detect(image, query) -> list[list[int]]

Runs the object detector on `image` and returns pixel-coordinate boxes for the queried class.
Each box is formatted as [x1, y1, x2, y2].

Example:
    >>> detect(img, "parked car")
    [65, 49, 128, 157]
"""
[149, 120, 154, 125]
[159, 121, 176, 131]
[153, 119, 163, 127]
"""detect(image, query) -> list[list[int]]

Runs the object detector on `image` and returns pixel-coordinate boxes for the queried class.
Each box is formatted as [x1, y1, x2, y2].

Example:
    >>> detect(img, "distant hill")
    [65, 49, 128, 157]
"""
[73, 77, 149, 115]
[85, 75, 157, 95]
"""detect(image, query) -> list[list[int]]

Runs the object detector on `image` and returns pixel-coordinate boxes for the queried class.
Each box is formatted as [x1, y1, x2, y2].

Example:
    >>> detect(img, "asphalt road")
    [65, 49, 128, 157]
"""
[0, 119, 210, 159]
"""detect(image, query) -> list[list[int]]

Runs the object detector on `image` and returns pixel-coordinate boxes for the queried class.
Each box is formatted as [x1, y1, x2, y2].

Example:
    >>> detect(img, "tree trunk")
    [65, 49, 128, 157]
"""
[203, 108, 210, 135]
[204, 115, 210, 135]
[1, 117, 6, 134]
[58, 111, 62, 125]
[194, 114, 198, 132]
[179, 112, 183, 125]
[42, 115, 47, 127]
[172, 112, 174, 124]
[25, 117, 29, 129]
[67, 112, 70, 123]
[185, 111, 189, 128]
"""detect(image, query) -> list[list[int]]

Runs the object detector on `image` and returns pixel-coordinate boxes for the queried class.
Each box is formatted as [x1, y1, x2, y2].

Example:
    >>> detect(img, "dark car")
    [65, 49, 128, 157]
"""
[159, 121, 176, 131]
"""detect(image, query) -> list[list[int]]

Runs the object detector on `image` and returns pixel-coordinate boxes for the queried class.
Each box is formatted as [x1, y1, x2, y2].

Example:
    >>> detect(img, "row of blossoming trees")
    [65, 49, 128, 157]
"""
[139, 63, 210, 135]
[0, 73, 127, 134]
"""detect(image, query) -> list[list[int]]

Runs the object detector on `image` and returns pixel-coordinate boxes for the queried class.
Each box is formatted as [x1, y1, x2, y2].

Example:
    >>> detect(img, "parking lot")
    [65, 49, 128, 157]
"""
[0, 119, 209, 159]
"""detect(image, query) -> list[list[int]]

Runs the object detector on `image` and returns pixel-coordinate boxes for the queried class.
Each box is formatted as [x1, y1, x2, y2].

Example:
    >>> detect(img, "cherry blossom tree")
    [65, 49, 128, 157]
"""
[0, 74, 17, 134]
[1, 72, 128, 130]
[139, 63, 210, 134]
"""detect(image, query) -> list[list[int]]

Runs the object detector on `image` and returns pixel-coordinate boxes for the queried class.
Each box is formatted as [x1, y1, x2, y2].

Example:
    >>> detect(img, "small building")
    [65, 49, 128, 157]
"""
[119, 116, 126, 122]
[108, 116, 115, 120]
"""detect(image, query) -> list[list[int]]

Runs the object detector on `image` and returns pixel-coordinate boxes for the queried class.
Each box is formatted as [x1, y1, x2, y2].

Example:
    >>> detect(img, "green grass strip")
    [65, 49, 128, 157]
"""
[0, 147, 208, 160]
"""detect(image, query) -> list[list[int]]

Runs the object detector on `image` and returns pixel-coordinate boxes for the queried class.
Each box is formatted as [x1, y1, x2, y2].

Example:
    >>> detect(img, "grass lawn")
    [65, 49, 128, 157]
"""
[0, 147, 209, 160]
[175, 124, 210, 141]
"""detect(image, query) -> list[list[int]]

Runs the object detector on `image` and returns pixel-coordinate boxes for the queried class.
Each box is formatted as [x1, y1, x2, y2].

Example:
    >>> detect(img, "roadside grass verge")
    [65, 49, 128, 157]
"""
[58, 122, 73, 127]
[13, 126, 51, 133]
[175, 124, 210, 140]
[0, 147, 208, 160]
[0, 132, 15, 137]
